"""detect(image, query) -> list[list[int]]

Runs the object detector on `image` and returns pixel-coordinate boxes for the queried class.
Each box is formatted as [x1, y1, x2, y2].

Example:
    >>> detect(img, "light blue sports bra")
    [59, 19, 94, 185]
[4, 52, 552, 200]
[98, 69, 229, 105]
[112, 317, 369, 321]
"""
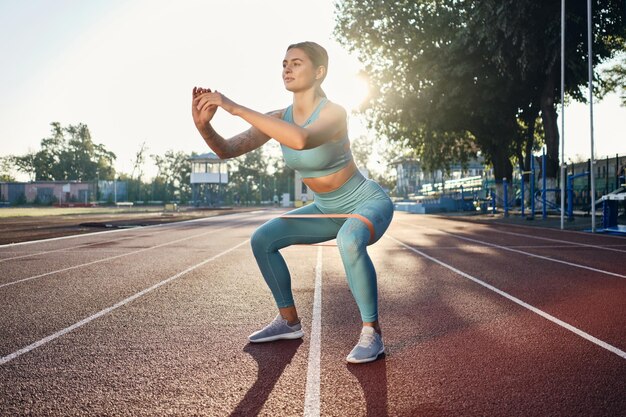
[280, 98, 353, 178]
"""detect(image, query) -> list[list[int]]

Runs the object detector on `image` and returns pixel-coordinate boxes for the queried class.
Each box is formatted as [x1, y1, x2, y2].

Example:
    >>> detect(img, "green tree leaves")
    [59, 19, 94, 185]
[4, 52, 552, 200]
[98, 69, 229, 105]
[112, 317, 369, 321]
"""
[11, 122, 116, 181]
[0, 156, 16, 182]
[600, 53, 626, 106]
[334, 0, 626, 182]
[152, 150, 192, 203]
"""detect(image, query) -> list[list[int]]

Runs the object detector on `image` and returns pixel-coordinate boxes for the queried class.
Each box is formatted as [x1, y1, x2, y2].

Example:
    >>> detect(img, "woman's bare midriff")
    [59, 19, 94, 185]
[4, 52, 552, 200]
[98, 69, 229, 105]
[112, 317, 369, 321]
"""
[302, 160, 358, 194]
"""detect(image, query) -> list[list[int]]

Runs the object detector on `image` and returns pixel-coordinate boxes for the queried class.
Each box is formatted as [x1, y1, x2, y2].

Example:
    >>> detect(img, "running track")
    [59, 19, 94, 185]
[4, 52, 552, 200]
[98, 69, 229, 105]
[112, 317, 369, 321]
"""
[1, 210, 625, 416]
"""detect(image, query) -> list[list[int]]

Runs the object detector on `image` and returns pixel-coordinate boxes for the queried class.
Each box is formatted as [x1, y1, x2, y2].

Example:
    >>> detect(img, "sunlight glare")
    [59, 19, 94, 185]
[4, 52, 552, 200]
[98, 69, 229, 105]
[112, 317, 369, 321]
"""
[335, 72, 370, 112]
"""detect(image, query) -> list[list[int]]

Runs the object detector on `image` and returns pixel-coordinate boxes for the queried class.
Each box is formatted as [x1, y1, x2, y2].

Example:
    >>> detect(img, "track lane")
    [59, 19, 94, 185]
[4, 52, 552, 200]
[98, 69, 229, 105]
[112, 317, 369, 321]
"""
[390, 215, 626, 352]
[315, 221, 626, 416]
[2, 210, 625, 416]
[0, 215, 318, 416]
[0, 233, 254, 356]
[444, 215, 626, 247]
[0, 215, 265, 356]
[0, 234, 143, 263]
[0, 239, 251, 366]
[471, 227, 626, 253]
[387, 234, 626, 357]
[0, 214, 259, 288]
[0, 211, 258, 252]
[398, 219, 626, 277]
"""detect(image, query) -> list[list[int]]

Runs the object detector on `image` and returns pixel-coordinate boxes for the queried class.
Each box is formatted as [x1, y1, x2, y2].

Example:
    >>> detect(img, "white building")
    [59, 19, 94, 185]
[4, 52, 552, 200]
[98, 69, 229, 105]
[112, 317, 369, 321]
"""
[189, 152, 229, 206]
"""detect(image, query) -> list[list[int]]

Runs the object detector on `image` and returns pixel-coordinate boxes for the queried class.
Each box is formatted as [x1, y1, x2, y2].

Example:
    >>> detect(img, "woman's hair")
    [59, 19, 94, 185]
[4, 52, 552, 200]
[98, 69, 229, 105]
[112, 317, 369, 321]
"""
[287, 41, 328, 98]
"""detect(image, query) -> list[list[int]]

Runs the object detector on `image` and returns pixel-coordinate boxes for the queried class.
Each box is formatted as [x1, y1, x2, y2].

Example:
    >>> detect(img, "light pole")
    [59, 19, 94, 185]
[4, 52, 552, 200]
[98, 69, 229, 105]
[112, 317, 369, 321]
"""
[560, 0, 566, 230]
[586, 0, 596, 232]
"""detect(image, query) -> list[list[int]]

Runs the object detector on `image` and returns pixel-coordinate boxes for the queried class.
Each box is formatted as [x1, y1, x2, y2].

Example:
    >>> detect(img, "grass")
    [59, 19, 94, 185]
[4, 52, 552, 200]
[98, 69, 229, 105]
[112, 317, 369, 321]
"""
[0, 206, 165, 218]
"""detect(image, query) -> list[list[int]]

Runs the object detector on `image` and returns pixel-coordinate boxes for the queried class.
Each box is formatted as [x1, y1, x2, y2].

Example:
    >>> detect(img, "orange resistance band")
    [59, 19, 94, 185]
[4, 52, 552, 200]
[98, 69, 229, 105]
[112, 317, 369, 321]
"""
[280, 214, 376, 244]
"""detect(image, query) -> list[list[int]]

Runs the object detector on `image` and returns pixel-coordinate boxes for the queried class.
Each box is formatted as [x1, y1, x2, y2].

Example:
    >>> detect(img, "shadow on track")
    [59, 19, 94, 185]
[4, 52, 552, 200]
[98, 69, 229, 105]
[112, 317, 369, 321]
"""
[347, 356, 389, 417]
[229, 339, 303, 417]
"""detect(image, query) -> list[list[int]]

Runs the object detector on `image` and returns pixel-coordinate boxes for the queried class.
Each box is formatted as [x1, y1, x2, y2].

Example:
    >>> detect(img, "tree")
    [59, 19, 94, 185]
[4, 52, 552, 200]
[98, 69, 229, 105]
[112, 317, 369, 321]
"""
[600, 54, 626, 106]
[152, 150, 192, 203]
[469, 0, 625, 178]
[263, 145, 293, 202]
[131, 142, 148, 181]
[351, 135, 374, 170]
[10, 152, 37, 181]
[334, 0, 626, 184]
[334, 0, 518, 182]
[127, 142, 149, 202]
[0, 156, 16, 182]
[227, 147, 270, 205]
[11, 122, 116, 181]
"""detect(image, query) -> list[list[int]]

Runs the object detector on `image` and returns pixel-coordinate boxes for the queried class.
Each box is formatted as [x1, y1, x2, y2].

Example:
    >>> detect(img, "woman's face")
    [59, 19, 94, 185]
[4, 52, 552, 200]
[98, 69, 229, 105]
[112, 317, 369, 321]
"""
[282, 48, 321, 93]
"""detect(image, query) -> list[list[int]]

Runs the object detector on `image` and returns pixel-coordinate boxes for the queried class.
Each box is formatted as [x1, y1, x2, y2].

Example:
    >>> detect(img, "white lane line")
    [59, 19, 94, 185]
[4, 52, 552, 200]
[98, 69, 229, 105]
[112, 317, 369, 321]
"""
[397, 221, 626, 279]
[0, 235, 139, 263]
[0, 239, 250, 366]
[0, 211, 259, 248]
[480, 228, 626, 253]
[387, 235, 626, 360]
[304, 246, 323, 417]
[0, 213, 260, 263]
[0, 226, 135, 247]
[465, 218, 626, 240]
[0, 219, 256, 289]
[412, 244, 621, 250]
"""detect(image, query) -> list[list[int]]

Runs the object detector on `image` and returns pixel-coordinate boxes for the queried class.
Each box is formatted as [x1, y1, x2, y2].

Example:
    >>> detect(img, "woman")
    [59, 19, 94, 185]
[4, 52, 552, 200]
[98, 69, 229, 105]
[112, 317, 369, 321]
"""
[192, 42, 393, 364]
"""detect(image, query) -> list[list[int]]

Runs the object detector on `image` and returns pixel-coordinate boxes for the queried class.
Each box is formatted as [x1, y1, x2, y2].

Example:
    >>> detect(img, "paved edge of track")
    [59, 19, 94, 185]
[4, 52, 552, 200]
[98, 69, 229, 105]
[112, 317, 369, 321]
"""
[0, 210, 265, 248]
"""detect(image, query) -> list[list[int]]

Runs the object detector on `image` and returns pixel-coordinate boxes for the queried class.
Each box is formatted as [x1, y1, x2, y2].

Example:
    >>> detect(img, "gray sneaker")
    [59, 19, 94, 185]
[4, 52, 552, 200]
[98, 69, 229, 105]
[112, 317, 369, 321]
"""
[248, 314, 304, 343]
[346, 326, 385, 364]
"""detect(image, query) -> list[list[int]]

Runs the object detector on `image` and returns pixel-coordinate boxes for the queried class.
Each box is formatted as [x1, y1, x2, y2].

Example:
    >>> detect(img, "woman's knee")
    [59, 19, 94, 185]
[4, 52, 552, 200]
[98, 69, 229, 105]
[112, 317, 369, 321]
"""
[336, 223, 368, 260]
[250, 221, 279, 254]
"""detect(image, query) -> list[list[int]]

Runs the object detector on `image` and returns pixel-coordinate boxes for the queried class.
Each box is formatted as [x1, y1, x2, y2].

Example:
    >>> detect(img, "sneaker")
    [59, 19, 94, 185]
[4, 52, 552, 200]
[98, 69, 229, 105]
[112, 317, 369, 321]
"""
[346, 326, 385, 364]
[248, 314, 304, 343]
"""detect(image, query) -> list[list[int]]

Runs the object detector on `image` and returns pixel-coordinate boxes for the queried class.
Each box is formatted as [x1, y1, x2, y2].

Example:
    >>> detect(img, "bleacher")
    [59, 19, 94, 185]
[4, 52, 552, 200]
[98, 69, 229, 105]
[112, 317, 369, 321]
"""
[597, 187, 626, 234]
[396, 176, 483, 214]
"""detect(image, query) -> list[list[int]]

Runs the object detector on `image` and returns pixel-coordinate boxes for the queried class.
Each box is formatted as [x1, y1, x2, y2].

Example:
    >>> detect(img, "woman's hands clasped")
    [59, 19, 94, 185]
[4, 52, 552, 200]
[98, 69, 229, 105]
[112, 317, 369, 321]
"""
[192, 87, 216, 127]
[192, 87, 240, 127]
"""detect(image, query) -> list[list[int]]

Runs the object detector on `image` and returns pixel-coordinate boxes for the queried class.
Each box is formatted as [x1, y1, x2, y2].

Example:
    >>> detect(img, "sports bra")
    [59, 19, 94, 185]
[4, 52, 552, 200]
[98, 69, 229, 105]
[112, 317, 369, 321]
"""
[280, 98, 353, 178]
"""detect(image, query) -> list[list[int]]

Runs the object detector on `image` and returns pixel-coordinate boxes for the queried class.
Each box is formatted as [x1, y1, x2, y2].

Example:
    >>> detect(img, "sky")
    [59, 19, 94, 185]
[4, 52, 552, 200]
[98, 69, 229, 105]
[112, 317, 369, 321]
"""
[1, 0, 625, 181]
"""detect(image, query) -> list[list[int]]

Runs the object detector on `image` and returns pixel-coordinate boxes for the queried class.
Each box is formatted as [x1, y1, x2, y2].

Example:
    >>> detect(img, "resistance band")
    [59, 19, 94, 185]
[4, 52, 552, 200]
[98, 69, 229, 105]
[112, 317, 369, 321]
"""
[281, 213, 376, 244]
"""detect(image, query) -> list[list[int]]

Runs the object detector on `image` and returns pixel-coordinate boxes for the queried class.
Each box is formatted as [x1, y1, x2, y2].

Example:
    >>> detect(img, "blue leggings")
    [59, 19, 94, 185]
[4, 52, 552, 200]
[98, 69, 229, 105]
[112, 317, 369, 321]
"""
[250, 172, 394, 322]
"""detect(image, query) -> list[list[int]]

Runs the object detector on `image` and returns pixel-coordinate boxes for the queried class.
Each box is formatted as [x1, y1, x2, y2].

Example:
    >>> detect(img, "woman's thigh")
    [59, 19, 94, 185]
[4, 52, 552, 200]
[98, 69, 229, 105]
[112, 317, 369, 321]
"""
[252, 203, 342, 250]
[349, 197, 394, 245]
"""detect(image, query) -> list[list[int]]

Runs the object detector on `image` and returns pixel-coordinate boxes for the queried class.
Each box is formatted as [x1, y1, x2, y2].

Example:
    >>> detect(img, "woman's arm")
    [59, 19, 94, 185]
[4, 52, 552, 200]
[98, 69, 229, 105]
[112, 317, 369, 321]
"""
[195, 112, 281, 159]
[192, 87, 280, 159]
[195, 91, 347, 150]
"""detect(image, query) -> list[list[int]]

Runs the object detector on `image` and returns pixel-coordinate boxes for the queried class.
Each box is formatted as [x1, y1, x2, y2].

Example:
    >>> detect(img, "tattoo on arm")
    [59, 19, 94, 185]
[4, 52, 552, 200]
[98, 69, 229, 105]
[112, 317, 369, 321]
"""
[198, 109, 284, 159]
[224, 127, 271, 158]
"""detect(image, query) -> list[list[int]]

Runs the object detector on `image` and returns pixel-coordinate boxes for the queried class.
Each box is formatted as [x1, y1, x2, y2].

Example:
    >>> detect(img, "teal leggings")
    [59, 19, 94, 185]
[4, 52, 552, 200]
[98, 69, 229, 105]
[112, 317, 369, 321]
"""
[250, 172, 394, 322]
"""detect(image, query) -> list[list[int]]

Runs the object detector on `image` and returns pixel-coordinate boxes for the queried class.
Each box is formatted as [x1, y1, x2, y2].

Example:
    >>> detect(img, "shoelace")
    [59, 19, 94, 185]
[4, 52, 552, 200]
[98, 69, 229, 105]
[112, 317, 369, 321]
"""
[265, 316, 285, 331]
[357, 332, 376, 348]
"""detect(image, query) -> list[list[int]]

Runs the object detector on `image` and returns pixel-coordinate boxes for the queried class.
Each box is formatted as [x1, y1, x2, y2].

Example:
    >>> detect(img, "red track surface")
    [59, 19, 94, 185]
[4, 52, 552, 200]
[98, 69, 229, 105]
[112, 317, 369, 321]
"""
[0, 210, 625, 416]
